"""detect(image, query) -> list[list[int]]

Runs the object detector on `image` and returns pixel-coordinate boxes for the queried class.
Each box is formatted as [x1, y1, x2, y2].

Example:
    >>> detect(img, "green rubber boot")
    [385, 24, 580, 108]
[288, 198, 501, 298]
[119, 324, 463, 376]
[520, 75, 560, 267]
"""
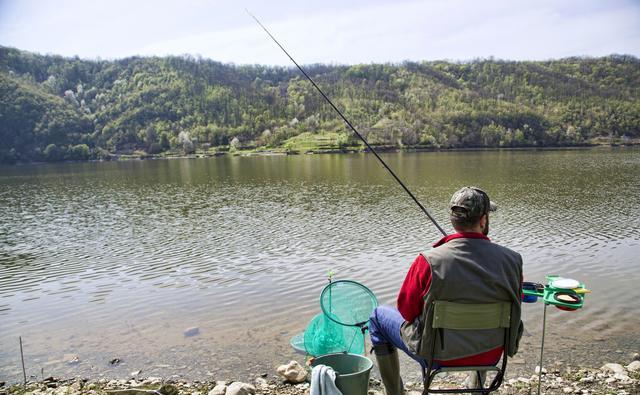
[372, 344, 404, 395]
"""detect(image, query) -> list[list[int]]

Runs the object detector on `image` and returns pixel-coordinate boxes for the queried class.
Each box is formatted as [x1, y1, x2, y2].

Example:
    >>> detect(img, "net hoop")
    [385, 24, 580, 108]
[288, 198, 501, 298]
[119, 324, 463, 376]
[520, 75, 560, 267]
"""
[320, 279, 378, 327]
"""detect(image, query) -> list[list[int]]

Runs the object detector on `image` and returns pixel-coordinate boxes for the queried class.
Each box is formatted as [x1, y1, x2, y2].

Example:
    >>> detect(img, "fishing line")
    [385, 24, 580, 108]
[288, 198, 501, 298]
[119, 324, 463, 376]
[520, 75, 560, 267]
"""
[247, 10, 447, 236]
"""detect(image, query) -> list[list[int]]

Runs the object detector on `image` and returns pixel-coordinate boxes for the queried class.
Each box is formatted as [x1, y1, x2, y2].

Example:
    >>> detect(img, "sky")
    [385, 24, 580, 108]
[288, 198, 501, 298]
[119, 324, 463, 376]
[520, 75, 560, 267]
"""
[0, 0, 639, 65]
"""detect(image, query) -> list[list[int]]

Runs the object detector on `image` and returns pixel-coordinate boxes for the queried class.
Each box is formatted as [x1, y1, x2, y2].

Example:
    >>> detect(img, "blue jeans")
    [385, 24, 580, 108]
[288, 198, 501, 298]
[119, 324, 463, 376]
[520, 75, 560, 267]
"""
[368, 305, 431, 369]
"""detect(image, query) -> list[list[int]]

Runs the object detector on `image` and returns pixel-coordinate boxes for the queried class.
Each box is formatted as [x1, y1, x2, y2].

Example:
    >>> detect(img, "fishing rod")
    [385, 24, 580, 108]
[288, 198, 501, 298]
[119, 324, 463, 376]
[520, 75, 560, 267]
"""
[247, 10, 447, 237]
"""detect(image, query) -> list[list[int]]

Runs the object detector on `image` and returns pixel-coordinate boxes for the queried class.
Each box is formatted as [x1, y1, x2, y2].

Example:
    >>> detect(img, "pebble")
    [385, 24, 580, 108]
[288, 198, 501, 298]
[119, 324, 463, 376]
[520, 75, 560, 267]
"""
[183, 327, 200, 337]
[614, 373, 631, 382]
[208, 384, 226, 395]
[633, 352, 640, 361]
[535, 366, 547, 374]
[602, 363, 626, 374]
[226, 382, 256, 395]
[627, 360, 640, 372]
[158, 384, 178, 395]
[276, 361, 307, 383]
[142, 377, 162, 385]
[563, 387, 573, 393]
[62, 354, 80, 365]
[254, 378, 268, 389]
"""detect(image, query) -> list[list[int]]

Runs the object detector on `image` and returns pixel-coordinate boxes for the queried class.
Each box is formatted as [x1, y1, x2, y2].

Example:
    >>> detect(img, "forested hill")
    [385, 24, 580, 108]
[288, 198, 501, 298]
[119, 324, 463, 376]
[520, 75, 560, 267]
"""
[1, 46, 639, 163]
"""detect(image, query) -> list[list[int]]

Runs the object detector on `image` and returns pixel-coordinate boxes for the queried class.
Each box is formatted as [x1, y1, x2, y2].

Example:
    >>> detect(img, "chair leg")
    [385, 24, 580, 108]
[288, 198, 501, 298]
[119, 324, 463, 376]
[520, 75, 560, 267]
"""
[422, 374, 429, 395]
[464, 371, 486, 389]
[476, 371, 485, 388]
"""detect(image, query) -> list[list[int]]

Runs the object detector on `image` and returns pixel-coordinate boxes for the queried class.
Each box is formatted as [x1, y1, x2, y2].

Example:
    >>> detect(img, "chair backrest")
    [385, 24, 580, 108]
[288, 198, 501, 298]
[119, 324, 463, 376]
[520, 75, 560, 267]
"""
[424, 301, 514, 394]
[432, 301, 512, 330]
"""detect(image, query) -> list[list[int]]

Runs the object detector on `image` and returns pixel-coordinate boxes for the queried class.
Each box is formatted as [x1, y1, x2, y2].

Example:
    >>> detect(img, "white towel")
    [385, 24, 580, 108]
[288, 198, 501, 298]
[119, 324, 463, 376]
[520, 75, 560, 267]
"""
[310, 364, 343, 395]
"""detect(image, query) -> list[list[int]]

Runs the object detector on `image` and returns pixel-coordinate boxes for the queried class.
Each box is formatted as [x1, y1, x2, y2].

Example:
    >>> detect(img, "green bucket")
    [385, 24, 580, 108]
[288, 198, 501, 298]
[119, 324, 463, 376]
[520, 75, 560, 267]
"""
[311, 353, 373, 395]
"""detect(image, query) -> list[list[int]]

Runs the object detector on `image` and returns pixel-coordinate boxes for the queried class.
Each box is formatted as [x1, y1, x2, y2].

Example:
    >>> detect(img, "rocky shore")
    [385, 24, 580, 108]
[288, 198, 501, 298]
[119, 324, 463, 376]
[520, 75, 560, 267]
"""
[2, 357, 638, 395]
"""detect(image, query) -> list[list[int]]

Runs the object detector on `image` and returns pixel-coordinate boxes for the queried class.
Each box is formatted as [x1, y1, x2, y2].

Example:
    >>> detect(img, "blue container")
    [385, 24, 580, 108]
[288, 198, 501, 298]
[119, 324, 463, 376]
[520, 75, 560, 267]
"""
[522, 282, 538, 303]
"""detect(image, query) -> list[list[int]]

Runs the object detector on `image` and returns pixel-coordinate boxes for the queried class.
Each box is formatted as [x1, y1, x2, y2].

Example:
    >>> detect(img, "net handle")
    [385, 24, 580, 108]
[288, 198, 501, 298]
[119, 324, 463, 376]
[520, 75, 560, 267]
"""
[319, 279, 378, 327]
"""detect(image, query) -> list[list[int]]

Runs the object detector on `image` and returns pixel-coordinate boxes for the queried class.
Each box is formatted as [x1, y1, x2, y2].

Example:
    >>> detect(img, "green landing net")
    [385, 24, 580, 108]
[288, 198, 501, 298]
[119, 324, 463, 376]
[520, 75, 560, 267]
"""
[302, 313, 364, 356]
[320, 280, 378, 327]
[291, 280, 378, 357]
[291, 279, 378, 357]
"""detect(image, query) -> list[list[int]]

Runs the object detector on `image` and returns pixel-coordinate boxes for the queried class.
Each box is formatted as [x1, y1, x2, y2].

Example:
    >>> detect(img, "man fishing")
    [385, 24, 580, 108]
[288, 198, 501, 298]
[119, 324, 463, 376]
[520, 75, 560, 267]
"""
[369, 186, 524, 394]
[248, 17, 524, 393]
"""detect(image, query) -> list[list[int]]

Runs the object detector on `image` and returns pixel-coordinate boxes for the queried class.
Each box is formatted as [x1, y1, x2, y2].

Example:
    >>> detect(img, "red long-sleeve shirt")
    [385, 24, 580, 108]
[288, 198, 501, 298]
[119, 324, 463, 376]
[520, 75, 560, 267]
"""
[397, 232, 503, 366]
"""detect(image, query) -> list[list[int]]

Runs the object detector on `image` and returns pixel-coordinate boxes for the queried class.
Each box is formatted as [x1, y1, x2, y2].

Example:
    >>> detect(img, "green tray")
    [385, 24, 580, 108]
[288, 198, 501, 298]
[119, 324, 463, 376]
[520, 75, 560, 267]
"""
[522, 288, 544, 298]
[542, 275, 585, 309]
[522, 276, 587, 310]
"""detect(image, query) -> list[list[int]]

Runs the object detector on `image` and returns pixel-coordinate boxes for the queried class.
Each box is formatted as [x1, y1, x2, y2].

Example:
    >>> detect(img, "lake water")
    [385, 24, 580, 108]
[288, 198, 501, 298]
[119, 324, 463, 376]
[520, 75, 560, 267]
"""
[1, 148, 639, 383]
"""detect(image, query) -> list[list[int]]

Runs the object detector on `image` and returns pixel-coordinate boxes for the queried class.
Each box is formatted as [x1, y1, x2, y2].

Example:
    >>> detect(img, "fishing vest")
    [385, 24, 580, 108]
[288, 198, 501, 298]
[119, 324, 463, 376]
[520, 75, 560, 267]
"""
[400, 237, 524, 361]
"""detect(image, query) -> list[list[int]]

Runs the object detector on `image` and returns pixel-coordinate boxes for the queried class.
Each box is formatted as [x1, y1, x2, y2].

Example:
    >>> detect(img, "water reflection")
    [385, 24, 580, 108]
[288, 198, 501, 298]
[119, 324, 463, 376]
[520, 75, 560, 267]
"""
[0, 148, 638, 381]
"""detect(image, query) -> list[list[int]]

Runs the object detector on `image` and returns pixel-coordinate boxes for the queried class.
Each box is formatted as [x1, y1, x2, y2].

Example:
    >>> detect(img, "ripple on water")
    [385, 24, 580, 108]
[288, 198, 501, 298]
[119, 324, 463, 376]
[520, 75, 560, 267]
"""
[0, 150, 639, 382]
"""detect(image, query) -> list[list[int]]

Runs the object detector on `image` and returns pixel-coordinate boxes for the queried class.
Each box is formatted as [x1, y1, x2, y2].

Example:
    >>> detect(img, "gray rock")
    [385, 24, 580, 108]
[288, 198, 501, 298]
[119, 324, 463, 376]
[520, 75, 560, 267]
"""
[63, 354, 80, 365]
[226, 382, 256, 395]
[614, 373, 631, 382]
[563, 387, 573, 394]
[602, 363, 626, 374]
[70, 380, 82, 391]
[143, 377, 162, 385]
[208, 384, 226, 395]
[633, 352, 640, 361]
[183, 327, 200, 337]
[627, 360, 640, 372]
[276, 361, 307, 383]
[158, 384, 179, 395]
[53, 386, 70, 395]
[254, 378, 268, 389]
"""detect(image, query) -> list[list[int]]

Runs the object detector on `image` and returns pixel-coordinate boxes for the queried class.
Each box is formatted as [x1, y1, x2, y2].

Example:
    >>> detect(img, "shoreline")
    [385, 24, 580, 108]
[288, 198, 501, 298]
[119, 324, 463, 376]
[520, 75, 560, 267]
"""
[2, 357, 638, 395]
[3, 143, 640, 167]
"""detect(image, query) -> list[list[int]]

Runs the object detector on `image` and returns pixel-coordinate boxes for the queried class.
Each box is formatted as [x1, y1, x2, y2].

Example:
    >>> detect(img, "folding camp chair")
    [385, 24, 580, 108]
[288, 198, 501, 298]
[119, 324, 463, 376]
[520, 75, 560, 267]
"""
[422, 301, 513, 395]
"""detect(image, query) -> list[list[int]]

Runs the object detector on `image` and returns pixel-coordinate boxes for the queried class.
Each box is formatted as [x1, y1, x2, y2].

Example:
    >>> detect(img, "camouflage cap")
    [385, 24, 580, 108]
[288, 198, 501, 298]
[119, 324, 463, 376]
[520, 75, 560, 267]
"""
[449, 186, 497, 222]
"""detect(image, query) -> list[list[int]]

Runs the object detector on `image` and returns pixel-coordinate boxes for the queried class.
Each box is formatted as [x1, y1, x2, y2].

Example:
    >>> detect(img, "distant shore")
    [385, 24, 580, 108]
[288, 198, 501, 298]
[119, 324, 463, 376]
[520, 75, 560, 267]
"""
[3, 137, 639, 167]
[6, 141, 636, 166]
